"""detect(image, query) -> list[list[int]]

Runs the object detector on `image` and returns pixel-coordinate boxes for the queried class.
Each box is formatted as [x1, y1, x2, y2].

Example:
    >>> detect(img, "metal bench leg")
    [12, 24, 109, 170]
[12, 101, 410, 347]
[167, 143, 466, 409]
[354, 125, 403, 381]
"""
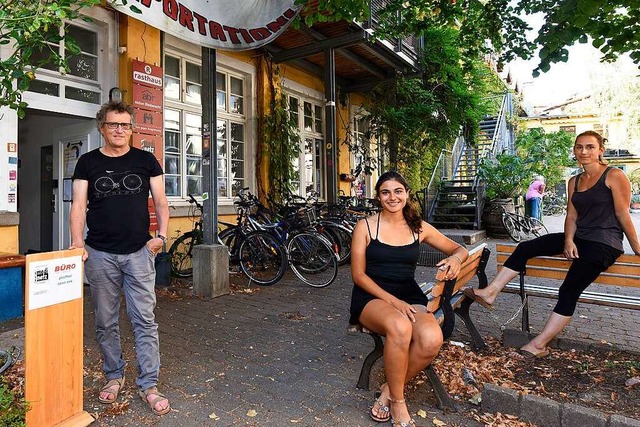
[424, 365, 458, 412]
[520, 273, 530, 333]
[454, 301, 487, 350]
[356, 333, 383, 390]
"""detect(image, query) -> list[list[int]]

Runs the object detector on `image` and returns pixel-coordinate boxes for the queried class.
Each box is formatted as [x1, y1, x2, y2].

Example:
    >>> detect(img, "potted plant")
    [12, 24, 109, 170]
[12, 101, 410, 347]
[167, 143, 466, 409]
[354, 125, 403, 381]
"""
[631, 194, 640, 210]
[477, 152, 529, 236]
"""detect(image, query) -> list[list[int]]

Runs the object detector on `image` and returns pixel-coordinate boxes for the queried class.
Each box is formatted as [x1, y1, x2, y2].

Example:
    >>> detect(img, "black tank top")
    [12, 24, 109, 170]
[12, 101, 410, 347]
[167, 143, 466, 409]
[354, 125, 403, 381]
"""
[365, 215, 419, 283]
[572, 167, 623, 251]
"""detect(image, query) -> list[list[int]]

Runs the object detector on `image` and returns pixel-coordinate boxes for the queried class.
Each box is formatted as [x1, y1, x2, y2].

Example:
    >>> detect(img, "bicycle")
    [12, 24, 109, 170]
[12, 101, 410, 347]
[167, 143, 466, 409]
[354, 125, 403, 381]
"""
[246, 204, 339, 288]
[168, 194, 203, 277]
[169, 192, 288, 284]
[542, 192, 567, 216]
[500, 206, 548, 242]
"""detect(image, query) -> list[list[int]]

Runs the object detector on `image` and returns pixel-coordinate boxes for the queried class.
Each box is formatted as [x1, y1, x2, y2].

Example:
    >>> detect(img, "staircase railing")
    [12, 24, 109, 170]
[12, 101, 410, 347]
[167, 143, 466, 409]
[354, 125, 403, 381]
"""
[421, 91, 515, 227]
[420, 134, 465, 221]
[475, 91, 515, 227]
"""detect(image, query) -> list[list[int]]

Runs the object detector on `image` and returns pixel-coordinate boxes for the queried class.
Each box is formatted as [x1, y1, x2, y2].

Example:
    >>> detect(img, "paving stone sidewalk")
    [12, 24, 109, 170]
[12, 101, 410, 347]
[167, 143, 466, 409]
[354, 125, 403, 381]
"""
[1, 212, 638, 426]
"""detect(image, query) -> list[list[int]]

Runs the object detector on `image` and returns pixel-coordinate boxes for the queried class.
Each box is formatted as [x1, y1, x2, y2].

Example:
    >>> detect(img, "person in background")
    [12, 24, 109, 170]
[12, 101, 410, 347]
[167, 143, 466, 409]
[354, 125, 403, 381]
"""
[464, 130, 640, 360]
[350, 171, 468, 426]
[69, 101, 171, 415]
[525, 175, 546, 221]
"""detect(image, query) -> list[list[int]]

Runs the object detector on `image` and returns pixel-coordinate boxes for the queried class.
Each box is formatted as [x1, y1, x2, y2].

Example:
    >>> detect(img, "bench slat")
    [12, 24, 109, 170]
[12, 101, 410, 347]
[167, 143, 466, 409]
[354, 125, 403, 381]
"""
[496, 243, 640, 288]
[504, 283, 640, 309]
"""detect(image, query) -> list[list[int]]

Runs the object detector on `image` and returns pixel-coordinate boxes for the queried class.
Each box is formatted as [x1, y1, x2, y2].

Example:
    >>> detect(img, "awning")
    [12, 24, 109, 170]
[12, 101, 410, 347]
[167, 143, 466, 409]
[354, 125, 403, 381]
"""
[109, 0, 301, 51]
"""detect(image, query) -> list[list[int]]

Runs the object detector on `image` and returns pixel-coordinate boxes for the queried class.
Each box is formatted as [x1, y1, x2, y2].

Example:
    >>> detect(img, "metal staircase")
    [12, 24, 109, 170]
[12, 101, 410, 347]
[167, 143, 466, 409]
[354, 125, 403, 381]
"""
[420, 92, 515, 230]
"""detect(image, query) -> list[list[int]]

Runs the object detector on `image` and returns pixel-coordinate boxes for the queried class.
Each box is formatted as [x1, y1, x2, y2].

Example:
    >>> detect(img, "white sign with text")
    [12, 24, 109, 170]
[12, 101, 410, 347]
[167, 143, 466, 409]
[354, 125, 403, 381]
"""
[28, 255, 83, 311]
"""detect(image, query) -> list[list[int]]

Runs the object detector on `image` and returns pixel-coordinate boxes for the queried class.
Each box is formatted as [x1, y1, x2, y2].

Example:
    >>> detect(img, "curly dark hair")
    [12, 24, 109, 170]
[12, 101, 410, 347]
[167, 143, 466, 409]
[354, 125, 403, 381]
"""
[374, 171, 423, 233]
[95, 101, 135, 131]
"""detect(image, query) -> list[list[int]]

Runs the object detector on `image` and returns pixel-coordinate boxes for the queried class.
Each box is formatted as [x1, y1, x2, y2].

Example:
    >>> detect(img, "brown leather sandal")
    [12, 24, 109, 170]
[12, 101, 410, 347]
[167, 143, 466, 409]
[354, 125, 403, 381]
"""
[138, 386, 171, 416]
[98, 376, 125, 404]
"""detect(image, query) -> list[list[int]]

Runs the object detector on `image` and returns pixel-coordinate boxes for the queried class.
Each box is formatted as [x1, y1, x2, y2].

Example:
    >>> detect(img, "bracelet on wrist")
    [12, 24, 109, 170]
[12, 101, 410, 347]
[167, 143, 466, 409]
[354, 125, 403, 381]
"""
[450, 254, 463, 264]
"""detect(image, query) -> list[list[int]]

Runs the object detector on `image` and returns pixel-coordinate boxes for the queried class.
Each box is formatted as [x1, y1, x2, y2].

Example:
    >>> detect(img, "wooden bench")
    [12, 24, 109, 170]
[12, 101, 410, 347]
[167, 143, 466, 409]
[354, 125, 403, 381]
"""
[497, 243, 640, 332]
[348, 243, 490, 410]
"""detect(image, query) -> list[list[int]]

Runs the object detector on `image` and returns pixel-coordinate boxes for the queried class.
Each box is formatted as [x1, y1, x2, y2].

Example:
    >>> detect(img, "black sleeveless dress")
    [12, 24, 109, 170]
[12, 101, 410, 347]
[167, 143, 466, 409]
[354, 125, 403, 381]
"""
[349, 216, 429, 325]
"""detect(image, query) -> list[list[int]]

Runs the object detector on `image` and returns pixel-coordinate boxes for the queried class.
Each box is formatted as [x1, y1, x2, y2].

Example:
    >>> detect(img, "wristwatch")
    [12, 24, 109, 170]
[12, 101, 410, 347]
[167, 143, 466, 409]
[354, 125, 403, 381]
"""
[157, 235, 167, 243]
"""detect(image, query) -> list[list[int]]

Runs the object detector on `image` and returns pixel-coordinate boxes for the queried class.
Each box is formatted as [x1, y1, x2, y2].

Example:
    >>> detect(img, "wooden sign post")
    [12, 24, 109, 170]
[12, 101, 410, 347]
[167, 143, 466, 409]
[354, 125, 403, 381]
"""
[24, 248, 93, 427]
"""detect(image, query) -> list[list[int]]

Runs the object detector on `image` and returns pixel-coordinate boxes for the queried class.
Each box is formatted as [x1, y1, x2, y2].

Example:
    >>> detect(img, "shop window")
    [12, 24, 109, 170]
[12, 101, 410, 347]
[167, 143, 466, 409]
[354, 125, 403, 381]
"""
[26, 22, 102, 106]
[164, 49, 247, 201]
[216, 71, 246, 198]
[288, 94, 324, 197]
[164, 52, 203, 198]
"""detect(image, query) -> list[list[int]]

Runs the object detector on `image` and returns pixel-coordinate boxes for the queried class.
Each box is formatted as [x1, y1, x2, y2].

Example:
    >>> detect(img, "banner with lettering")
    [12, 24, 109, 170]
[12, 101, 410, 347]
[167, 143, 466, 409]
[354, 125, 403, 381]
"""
[109, 0, 300, 51]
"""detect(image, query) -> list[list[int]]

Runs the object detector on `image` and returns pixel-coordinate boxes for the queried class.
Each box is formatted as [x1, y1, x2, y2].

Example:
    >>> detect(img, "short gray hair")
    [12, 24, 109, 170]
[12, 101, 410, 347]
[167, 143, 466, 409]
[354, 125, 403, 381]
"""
[96, 101, 135, 131]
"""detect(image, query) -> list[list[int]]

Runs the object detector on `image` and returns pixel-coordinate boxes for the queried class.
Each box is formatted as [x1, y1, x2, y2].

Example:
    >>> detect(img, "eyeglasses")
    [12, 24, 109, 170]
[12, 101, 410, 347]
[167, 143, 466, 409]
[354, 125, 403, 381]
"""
[104, 122, 133, 130]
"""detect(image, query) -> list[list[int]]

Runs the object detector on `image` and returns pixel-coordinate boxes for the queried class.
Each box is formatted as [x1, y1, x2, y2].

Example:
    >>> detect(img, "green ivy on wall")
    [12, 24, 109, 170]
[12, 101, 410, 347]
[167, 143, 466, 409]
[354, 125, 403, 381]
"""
[262, 63, 301, 207]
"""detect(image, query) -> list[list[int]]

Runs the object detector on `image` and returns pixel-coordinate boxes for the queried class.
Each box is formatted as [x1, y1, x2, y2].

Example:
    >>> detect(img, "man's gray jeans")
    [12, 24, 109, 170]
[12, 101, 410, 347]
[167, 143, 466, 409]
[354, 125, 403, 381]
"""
[85, 244, 160, 391]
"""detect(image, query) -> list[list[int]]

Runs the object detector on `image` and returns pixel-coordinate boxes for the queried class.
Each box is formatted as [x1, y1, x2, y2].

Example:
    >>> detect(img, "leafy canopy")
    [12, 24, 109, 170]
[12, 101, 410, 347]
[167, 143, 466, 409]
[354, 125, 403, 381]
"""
[479, 128, 575, 200]
[294, 0, 640, 76]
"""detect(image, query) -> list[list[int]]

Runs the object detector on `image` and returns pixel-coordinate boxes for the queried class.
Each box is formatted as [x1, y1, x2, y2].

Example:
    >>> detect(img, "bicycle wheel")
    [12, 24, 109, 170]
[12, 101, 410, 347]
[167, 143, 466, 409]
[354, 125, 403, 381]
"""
[169, 231, 202, 277]
[525, 218, 548, 239]
[322, 223, 352, 266]
[502, 213, 522, 242]
[238, 230, 287, 286]
[287, 232, 338, 288]
[218, 226, 243, 268]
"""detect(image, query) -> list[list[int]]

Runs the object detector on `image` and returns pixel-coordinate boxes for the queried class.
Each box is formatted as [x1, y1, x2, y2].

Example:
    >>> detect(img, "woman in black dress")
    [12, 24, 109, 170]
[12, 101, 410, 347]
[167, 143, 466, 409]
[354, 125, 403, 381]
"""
[350, 171, 468, 426]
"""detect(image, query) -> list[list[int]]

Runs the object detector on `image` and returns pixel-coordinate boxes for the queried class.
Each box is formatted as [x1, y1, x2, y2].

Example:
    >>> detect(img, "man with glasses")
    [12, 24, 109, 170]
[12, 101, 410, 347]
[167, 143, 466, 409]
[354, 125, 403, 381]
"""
[70, 100, 171, 415]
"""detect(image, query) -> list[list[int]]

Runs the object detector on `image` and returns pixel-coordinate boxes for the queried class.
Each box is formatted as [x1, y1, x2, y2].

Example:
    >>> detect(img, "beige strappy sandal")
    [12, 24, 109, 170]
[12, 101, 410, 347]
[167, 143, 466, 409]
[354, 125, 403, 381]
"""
[98, 376, 125, 404]
[138, 386, 171, 416]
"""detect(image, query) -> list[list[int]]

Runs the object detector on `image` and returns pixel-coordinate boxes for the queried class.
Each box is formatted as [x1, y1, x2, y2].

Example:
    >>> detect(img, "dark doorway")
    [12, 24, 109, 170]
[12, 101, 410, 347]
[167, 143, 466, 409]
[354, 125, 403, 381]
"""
[40, 145, 54, 251]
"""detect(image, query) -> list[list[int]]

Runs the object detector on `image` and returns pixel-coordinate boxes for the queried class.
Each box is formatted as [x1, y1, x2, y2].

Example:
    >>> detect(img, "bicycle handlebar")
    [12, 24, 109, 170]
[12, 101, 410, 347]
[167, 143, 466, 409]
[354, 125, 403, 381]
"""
[187, 194, 203, 210]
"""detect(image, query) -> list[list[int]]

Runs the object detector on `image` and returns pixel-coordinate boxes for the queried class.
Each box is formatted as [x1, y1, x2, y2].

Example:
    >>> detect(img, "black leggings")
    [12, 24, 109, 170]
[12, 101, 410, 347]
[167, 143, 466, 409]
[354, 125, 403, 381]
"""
[503, 233, 622, 316]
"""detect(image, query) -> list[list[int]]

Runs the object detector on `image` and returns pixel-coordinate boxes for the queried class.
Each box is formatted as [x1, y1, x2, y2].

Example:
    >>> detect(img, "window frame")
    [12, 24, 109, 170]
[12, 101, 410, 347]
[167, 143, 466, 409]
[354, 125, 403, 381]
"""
[162, 37, 256, 207]
[22, 7, 116, 118]
[283, 81, 326, 199]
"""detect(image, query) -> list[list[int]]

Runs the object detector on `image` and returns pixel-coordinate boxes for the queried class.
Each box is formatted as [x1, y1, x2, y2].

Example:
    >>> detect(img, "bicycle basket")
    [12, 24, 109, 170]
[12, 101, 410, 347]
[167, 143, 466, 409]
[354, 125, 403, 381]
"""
[297, 206, 317, 227]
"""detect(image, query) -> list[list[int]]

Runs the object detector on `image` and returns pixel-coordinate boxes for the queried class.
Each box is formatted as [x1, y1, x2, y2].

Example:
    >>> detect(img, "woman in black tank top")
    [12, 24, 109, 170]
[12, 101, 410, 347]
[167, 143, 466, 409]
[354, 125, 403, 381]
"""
[464, 131, 640, 361]
[350, 171, 468, 426]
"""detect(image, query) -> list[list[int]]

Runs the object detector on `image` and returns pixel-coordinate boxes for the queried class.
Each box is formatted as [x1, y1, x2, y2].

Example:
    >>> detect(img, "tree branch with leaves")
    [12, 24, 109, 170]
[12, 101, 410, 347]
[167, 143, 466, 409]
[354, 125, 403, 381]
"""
[0, 0, 99, 117]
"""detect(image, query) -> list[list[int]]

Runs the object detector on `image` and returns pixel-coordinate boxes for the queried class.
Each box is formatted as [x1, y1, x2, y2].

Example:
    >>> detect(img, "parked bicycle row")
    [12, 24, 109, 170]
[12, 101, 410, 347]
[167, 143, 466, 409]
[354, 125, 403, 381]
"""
[168, 190, 380, 288]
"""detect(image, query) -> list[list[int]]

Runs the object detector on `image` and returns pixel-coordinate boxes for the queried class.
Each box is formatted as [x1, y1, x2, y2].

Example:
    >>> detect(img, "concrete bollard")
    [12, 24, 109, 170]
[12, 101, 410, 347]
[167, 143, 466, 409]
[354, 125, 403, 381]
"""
[192, 245, 229, 298]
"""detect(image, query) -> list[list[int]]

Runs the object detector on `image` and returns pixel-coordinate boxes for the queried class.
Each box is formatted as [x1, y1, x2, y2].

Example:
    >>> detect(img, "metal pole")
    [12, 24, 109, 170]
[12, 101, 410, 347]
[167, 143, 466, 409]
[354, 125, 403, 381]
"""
[324, 47, 337, 203]
[202, 46, 218, 244]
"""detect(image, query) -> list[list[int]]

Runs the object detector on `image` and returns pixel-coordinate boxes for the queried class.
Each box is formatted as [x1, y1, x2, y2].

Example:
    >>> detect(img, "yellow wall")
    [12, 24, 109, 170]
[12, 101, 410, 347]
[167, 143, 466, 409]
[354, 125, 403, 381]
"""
[118, 15, 162, 103]
[0, 226, 19, 253]
[522, 115, 629, 151]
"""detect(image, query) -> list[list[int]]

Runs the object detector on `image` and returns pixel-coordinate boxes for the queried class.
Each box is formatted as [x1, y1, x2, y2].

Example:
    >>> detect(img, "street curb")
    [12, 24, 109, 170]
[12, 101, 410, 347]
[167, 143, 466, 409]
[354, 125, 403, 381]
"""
[481, 383, 640, 427]
[502, 328, 640, 355]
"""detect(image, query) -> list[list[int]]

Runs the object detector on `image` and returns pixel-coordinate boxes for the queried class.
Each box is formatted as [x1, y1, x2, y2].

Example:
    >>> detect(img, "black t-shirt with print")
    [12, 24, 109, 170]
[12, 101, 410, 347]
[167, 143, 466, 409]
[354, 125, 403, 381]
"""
[72, 147, 163, 254]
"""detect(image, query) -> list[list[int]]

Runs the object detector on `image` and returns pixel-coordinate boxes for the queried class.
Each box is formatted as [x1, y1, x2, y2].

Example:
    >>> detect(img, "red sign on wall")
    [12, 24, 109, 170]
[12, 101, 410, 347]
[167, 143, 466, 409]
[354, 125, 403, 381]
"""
[133, 133, 163, 166]
[132, 59, 164, 233]
[133, 84, 163, 112]
[132, 60, 163, 88]
[148, 198, 158, 232]
[134, 110, 163, 135]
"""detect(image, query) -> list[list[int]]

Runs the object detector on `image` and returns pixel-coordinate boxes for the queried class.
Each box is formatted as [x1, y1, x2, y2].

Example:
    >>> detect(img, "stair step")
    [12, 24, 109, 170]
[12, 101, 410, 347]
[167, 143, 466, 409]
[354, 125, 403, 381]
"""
[429, 221, 476, 230]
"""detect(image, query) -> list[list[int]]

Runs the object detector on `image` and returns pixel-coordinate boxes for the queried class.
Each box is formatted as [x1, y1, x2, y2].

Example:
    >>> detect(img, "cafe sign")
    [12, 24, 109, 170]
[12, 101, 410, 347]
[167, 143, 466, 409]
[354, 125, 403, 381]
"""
[109, 0, 300, 51]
